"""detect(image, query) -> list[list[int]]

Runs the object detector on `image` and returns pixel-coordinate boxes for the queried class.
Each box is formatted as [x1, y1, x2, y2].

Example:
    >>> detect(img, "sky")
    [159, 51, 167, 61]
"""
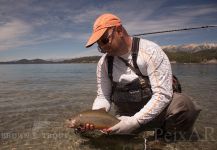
[0, 0, 217, 61]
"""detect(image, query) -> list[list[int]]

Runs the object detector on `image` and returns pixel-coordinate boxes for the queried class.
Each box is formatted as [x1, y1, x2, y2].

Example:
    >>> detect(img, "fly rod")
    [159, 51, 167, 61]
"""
[133, 25, 217, 36]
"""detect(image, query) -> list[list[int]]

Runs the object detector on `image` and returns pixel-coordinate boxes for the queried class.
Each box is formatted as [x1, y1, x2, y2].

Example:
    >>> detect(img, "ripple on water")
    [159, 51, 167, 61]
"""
[0, 64, 216, 149]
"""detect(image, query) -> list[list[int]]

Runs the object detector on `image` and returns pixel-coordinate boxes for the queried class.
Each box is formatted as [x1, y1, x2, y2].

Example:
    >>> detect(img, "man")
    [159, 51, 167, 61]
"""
[84, 13, 200, 135]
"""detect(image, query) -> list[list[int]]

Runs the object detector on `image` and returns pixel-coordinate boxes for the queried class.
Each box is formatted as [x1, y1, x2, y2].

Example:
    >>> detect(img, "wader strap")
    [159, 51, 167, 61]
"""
[131, 37, 144, 77]
[107, 55, 114, 81]
[107, 55, 116, 101]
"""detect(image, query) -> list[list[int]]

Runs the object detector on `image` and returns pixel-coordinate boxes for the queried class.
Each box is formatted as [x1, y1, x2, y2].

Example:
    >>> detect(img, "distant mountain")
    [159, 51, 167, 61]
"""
[164, 49, 217, 63]
[0, 43, 216, 64]
[162, 43, 217, 63]
[162, 43, 217, 53]
[0, 57, 101, 64]
[0, 59, 54, 64]
[61, 56, 101, 63]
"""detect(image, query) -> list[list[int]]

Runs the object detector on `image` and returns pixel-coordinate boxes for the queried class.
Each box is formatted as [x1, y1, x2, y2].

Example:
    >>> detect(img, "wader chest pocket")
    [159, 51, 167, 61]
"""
[113, 89, 143, 103]
[129, 90, 140, 94]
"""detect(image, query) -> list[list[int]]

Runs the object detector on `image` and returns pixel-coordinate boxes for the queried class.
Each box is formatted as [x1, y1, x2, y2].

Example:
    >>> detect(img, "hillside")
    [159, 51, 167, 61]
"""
[0, 59, 53, 64]
[61, 49, 217, 64]
[162, 43, 217, 52]
[0, 43, 216, 64]
[61, 56, 101, 63]
[164, 49, 217, 63]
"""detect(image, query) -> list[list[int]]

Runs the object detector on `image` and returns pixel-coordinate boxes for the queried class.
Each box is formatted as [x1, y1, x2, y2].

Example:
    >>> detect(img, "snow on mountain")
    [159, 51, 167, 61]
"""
[162, 43, 217, 53]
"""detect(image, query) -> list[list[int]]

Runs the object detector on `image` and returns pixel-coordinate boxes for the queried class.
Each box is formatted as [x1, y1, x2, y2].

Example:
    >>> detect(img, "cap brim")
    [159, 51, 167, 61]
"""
[85, 28, 107, 48]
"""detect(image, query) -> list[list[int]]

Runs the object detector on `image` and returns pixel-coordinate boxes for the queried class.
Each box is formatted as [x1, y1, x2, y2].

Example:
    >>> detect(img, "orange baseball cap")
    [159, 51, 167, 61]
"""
[85, 13, 122, 48]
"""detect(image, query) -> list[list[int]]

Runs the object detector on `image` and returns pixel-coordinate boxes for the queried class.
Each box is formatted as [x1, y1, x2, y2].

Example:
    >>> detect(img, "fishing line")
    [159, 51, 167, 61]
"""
[132, 25, 217, 36]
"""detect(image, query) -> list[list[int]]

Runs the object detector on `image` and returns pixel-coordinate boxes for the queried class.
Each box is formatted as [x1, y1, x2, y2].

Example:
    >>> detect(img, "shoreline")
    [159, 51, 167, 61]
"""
[0, 58, 217, 65]
[0, 62, 217, 65]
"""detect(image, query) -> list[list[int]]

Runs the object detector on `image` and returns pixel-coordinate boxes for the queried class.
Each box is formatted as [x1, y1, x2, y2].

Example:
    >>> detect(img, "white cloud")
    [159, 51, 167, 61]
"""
[0, 19, 66, 51]
[123, 3, 217, 35]
[72, 9, 102, 24]
[0, 0, 216, 56]
[0, 19, 32, 51]
[173, 5, 217, 17]
[0, 20, 31, 41]
[125, 18, 189, 35]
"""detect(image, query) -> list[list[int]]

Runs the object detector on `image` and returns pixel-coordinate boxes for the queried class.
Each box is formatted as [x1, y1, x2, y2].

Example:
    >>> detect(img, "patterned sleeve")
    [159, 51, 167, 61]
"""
[92, 55, 112, 112]
[134, 42, 173, 124]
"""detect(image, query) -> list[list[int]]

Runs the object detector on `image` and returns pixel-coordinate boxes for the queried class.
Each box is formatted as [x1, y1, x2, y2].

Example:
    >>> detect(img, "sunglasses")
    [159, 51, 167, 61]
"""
[99, 28, 114, 45]
[97, 28, 115, 53]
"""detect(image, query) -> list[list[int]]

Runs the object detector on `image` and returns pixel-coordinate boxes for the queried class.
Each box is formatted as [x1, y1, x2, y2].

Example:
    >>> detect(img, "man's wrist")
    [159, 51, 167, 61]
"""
[133, 112, 144, 126]
[131, 116, 141, 128]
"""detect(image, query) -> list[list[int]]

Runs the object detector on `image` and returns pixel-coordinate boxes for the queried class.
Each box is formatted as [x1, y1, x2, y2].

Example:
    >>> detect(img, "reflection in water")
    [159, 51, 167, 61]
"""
[0, 64, 217, 149]
[79, 133, 167, 150]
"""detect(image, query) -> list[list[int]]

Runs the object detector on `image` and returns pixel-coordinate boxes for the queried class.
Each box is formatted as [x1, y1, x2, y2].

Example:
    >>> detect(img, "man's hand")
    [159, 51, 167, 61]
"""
[106, 116, 140, 134]
[66, 119, 95, 133]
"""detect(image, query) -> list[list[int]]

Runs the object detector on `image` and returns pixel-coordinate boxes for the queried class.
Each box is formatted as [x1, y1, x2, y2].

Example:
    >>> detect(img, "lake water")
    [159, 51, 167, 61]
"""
[0, 64, 216, 150]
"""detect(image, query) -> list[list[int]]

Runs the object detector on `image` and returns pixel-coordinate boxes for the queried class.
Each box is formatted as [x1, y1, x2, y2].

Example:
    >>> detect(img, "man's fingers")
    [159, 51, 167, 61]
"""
[90, 124, 94, 130]
[107, 123, 120, 134]
[100, 128, 109, 134]
[85, 123, 95, 130]
[85, 123, 90, 130]
[70, 123, 96, 134]
[66, 119, 75, 128]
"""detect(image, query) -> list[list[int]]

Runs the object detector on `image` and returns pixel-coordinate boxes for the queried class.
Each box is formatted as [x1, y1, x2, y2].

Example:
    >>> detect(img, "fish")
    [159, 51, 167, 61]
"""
[66, 108, 120, 131]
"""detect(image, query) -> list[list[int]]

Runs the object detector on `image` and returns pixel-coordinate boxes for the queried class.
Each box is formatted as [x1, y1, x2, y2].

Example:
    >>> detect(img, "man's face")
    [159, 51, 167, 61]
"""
[97, 27, 120, 56]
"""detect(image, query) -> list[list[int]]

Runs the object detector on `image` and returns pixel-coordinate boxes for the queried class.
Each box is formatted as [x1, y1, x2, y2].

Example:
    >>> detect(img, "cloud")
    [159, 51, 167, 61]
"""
[125, 4, 217, 34]
[0, 20, 31, 41]
[0, 19, 32, 51]
[71, 9, 103, 24]
[0, 0, 216, 56]
[65, 1, 217, 38]
[0, 19, 64, 51]
[172, 4, 217, 17]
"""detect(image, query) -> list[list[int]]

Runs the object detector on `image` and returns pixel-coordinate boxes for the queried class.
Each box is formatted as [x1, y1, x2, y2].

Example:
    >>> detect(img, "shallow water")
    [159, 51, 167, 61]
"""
[0, 64, 216, 150]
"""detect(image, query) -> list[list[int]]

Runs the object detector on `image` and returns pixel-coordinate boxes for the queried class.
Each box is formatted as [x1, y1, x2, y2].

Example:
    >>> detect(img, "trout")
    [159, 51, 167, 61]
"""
[66, 109, 120, 130]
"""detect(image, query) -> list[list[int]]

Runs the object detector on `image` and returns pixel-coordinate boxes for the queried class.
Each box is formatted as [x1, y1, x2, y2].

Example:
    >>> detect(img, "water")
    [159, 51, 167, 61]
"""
[0, 63, 216, 150]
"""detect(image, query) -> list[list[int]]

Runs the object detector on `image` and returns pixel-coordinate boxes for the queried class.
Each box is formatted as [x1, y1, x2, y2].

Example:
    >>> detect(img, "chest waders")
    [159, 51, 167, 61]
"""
[107, 37, 182, 116]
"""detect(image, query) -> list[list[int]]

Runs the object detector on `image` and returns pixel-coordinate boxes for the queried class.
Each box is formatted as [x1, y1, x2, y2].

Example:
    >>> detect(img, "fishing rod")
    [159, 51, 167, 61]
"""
[133, 25, 217, 36]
